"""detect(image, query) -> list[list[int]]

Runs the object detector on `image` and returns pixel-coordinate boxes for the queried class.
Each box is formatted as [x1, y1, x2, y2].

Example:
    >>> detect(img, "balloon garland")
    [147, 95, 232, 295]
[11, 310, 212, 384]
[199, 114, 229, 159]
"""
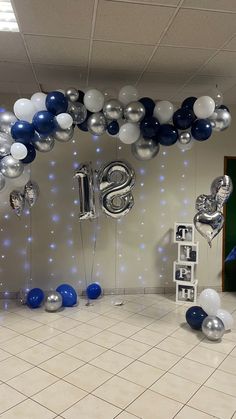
[0, 85, 231, 215]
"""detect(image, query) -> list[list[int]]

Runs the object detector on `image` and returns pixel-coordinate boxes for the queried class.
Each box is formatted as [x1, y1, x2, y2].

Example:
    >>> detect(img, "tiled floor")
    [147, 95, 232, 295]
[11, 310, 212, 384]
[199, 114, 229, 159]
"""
[0, 293, 235, 418]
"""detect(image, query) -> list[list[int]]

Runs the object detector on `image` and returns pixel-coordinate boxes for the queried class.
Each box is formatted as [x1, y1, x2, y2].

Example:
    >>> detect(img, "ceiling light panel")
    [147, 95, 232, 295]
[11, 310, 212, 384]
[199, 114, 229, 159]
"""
[0, 0, 19, 31]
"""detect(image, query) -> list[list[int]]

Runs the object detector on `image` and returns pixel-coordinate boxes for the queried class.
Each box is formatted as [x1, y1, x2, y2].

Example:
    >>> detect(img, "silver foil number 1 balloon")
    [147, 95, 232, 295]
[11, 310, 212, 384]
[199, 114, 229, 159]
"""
[98, 160, 135, 218]
[74, 162, 96, 220]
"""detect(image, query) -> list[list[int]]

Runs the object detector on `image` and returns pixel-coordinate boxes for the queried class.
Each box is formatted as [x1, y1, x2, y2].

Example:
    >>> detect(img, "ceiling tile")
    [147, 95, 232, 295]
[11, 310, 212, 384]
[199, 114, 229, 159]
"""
[222, 84, 236, 104]
[223, 35, 236, 51]
[200, 51, 236, 76]
[0, 62, 36, 83]
[24, 35, 89, 67]
[0, 93, 21, 108]
[161, 9, 236, 48]
[111, 0, 179, 4]
[94, 0, 175, 44]
[14, 0, 94, 38]
[91, 41, 154, 71]
[137, 72, 188, 100]
[0, 33, 28, 62]
[34, 64, 86, 88]
[182, 0, 236, 12]
[88, 69, 139, 91]
[176, 75, 236, 99]
[146, 46, 215, 74]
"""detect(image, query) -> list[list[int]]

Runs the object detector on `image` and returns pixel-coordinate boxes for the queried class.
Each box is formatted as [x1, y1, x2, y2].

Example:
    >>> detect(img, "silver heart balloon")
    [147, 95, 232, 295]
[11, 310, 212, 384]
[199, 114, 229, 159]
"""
[24, 180, 39, 207]
[10, 190, 25, 217]
[195, 194, 217, 215]
[211, 175, 233, 210]
[194, 211, 224, 247]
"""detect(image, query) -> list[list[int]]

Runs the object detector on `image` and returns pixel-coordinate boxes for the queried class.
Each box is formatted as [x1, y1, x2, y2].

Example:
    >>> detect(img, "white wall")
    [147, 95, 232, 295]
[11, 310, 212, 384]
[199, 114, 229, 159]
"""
[0, 102, 235, 294]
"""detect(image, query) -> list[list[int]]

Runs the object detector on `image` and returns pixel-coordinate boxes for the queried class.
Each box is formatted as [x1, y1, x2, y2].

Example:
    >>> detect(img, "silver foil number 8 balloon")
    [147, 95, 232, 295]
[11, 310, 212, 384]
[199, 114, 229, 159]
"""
[98, 160, 135, 218]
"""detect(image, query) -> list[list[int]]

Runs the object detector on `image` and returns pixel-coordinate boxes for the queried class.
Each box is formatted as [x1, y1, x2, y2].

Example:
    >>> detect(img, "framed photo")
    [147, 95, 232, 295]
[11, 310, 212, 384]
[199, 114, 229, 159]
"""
[173, 261, 194, 282]
[176, 280, 198, 304]
[174, 223, 194, 243]
[178, 242, 199, 264]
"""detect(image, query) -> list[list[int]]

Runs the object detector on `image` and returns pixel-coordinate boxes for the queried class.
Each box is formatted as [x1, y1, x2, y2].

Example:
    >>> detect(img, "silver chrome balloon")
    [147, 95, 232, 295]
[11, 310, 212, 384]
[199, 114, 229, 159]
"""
[179, 131, 192, 145]
[98, 160, 135, 218]
[131, 137, 160, 161]
[44, 291, 62, 312]
[0, 111, 17, 134]
[103, 99, 123, 120]
[53, 126, 74, 142]
[10, 190, 25, 217]
[74, 162, 96, 220]
[194, 211, 224, 247]
[68, 102, 87, 124]
[195, 194, 217, 215]
[24, 180, 39, 207]
[17, 288, 28, 305]
[211, 175, 233, 210]
[124, 101, 145, 123]
[65, 87, 79, 103]
[0, 139, 11, 157]
[87, 112, 106, 136]
[34, 134, 55, 152]
[202, 316, 225, 341]
[0, 155, 23, 178]
[210, 109, 231, 132]
[0, 173, 5, 191]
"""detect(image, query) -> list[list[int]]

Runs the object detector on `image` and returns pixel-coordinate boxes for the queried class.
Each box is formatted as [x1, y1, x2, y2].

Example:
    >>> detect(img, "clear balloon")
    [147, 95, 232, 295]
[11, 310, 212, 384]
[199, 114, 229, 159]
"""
[211, 175, 233, 210]
[74, 162, 96, 220]
[13, 98, 36, 122]
[131, 136, 160, 161]
[193, 96, 215, 119]
[44, 291, 62, 312]
[195, 194, 217, 215]
[0, 111, 17, 134]
[0, 139, 11, 157]
[119, 122, 140, 144]
[24, 180, 39, 207]
[68, 102, 87, 124]
[153, 100, 174, 124]
[209, 109, 231, 132]
[0, 132, 13, 145]
[55, 113, 73, 129]
[53, 126, 74, 142]
[0, 173, 5, 191]
[118, 85, 138, 106]
[177, 138, 194, 152]
[98, 160, 135, 218]
[202, 316, 225, 341]
[216, 309, 234, 331]
[31, 92, 47, 112]
[198, 288, 221, 316]
[194, 210, 224, 247]
[10, 190, 25, 217]
[34, 134, 55, 152]
[87, 112, 107, 136]
[0, 155, 24, 178]
[209, 87, 223, 108]
[103, 99, 123, 120]
[124, 101, 145, 123]
[10, 142, 27, 160]
[84, 89, 104, 112]
[178, 130, 192, 145]
[103, 87, 118, 100]
[65, 87, 79, 102]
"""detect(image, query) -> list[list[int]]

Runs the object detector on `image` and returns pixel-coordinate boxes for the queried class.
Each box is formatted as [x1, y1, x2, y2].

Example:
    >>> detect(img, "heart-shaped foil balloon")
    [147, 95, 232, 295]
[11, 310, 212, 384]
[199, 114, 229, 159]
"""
[195, 194, 217, 215]
[24, 180, 40, 207]
[10, 190, 25, 217]
[211, 175, 233, 210]
[194, 211, 224, 247]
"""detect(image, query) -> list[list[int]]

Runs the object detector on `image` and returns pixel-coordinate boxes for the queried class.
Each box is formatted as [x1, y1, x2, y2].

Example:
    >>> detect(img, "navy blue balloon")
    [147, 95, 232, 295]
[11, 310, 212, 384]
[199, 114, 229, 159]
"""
[27, 288, 44, 309]
[186, 306, 207, 330]
[87, 283, 102, 300]
[56, 284, 77, 307]
[33, 111, 55, 135]
[140, 116, 160, 139]
[77, 90, 85, 104]
[46, 91, 68, 115]
[181, 96, 197, 111]
[191, 119, 212, 141]
[219, 104, 230, 112]
[77, 110, 92, 132]
[158, 124, 178, 146]
[139, 97, 155, 116]
[11, 120, 35, 142]
[21, 143, 36, 164]
[107, 120, 119, 135]
[173, 108, 195, 130]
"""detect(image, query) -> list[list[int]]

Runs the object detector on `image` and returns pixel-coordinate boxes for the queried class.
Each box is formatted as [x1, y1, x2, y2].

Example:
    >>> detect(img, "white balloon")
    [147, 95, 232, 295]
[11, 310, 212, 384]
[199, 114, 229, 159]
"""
[55, 113, 73, 129]
[119, 122, 140, 144]
[10, 142, 27, 160]
[193, 96, 215, 119]
[216, 309, 234, 331]
[153, 100, 174, 124]
[31, 92, 47, 111]
[118, 85, 138, 105]
[13, 98, 36, 122]
[84, 89, 104, 112]
[198, 288, 221, 316]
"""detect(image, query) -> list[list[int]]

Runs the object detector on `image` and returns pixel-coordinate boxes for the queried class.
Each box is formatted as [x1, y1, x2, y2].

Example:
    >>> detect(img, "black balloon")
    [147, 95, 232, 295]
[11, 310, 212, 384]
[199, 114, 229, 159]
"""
[181, 96, 197, 111]
[21, 144, 36, 164]
[140, 116, 159, 139]
[158, 124, 178, 146]
[191, 119, 212, 141]
[173, 108, 195, 130]
[139, 97, 155, 116]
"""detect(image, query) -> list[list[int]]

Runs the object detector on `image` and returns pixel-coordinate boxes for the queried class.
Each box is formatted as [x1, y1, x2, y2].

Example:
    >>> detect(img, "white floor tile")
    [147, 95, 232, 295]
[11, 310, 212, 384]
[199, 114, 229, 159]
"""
[169, 358, 215, 384]
[90, 349, 133, 374]
[0, 356, 32, 381]
[108, 322, 142, 337]
[65, 340, 106, 362]
[205, 369, 236, 397]
[118, 360, 164, 387]
[0, 398, 56, 419]
[150, 372, 200, 403]
[156, 336, 196, 356]
[44, 333, 82, 351]
[0, 383, 26, 414]
[185, 345, 226, 368]
[61, 394, 121, 419]
[188, 386, 236, 419]
[64, 363, 112, 392]
[88, 330, 126, 348]
[112, 338, 151, 359]
[139, 347, 180, 371]
[8, 366, 58, 396]
[175, 406, 217, 419]
[39, 353, 84, 378]
[17, 343, 60, 365]
[0, 335, 38, 355]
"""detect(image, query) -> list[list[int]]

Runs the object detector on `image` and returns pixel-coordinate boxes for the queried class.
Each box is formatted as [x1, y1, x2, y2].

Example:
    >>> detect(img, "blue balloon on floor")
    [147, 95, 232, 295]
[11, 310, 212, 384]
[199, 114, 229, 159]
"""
[87, 283, 102, 300]
[33, 111, 55, 135]
[56, 284, 77, 307]
[46, 91, 68, 115]
[186, 306, 207, 330]
[27, 288, 44, 309]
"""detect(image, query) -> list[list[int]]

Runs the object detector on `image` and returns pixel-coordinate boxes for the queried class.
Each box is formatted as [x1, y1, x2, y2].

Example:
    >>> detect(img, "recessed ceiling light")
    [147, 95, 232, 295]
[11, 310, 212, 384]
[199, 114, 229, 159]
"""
[0, 0, 19, 32]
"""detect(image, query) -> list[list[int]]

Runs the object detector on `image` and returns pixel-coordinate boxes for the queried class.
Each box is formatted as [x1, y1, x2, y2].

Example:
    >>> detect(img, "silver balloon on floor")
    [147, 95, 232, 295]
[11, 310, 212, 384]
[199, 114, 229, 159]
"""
[45, 292, 62, 312]
[202, 316, 225, 341]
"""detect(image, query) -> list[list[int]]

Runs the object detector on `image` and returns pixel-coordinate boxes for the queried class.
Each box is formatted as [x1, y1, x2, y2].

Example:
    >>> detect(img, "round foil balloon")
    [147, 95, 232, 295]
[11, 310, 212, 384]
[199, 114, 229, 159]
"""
[68, 102, 87, 124]
[34, 134, 55, 152]
[0, 111, 17, 134]
[0, 139, 11, 157]
[103, 99, 123, 120]
[202, 316, 225, 341]
[210, 109, 231, 132]
[53, 126, 74, 142]
[65, 87, 79, 102]
[179, 131, 192, 145]
[124, 101, 145, 123]
[0, 155, 24, 178]
[45, 292, 62, 312]
[131, 136, 160, 161]
[87, 112, 107, 135]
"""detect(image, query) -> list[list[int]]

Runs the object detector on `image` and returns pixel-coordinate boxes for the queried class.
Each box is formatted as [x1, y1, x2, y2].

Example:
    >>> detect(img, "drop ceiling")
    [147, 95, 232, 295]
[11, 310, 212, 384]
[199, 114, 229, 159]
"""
[1, 0, 236, 104]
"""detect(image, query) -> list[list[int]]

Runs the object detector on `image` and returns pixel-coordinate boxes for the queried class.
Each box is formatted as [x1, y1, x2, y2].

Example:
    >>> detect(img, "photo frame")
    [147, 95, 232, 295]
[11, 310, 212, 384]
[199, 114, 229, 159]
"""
[178, 242, 199, 264]
[173, 261, 195, 282]
[174, 223, 194, 243]
[176, 280, 198, 303]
